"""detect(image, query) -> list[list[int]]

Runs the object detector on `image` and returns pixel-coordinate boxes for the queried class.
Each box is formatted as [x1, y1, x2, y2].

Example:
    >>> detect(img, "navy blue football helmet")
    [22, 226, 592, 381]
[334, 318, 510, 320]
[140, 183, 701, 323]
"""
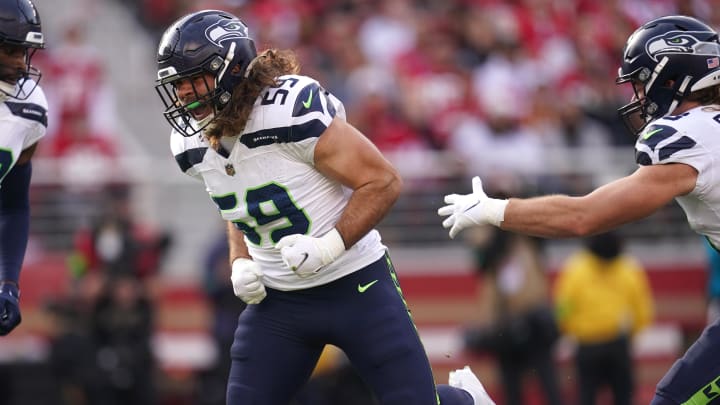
[0, 0, 44, 100]
[155, 10, 257, 137]
[616, 15, 720, 135]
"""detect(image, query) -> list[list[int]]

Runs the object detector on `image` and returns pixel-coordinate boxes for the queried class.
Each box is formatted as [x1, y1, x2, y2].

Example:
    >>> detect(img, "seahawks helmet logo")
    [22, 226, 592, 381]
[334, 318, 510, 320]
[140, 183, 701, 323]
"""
[645, 31, 713, 62]
[205, 19, 249, 46]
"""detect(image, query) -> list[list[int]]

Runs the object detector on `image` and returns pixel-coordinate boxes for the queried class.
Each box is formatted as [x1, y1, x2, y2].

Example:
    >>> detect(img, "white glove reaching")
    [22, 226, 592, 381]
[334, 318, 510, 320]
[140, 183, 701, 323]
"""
[437, 176, 509, 239]
[231, 258, 266, 304]
[276, 228, 346, 278]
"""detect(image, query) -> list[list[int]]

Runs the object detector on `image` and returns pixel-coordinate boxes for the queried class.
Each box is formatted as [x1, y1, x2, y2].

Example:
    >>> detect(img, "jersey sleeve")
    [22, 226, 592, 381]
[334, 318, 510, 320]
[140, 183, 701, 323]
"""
[289, 78, 345, 142]
[289, 79, 346, 126]
[170, 130, 207, 180]
[286, 79, 345, 163]
[635, 120, 714, 195]
[240, 75, 346, 163]
[4, 82, 48, 150]
[634, 122, 704, 170]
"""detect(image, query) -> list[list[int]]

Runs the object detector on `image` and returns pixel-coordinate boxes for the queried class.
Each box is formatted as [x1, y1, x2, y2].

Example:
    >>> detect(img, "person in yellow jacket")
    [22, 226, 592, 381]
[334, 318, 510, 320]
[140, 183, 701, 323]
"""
[554, 231, 653, 405]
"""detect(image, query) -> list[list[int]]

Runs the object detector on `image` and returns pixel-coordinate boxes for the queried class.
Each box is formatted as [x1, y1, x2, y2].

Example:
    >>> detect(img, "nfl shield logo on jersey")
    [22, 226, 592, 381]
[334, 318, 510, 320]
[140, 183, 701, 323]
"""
[225, 164, 236, 176]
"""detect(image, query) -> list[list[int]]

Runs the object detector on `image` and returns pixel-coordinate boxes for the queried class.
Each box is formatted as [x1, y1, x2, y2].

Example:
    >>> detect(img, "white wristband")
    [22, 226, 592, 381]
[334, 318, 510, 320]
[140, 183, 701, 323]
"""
[232, 257, 254, 269]
[485, 198, 509, 227]
[320, 228, 346, 262]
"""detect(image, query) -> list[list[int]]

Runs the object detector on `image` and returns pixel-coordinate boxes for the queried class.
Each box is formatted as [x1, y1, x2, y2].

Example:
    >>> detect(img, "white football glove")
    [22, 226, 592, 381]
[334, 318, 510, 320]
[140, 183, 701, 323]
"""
[276, 228, 346, 278]
[437, 176, 509, 239]
[230, 258, 266, 304]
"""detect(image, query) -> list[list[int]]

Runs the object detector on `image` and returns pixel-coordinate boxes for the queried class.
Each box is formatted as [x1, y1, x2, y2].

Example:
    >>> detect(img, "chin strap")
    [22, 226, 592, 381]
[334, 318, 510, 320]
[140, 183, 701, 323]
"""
[244, 54, 263, 78]
[196, 112, 216, 136]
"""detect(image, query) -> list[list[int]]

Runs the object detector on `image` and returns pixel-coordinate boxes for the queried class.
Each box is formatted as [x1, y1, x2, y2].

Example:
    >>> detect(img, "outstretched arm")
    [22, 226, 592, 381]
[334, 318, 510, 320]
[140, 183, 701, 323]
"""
[440, 163, 697, 239]
[501, 163, 697, 237]
[0, 145, 37, 335]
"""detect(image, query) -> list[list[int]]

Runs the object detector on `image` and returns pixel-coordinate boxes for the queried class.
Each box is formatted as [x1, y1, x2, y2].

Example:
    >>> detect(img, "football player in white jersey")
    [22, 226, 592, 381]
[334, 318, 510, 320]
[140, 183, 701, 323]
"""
[155, 9, 493, 405]
[0, 0, 47, 336]
[439, 15, 720, 405]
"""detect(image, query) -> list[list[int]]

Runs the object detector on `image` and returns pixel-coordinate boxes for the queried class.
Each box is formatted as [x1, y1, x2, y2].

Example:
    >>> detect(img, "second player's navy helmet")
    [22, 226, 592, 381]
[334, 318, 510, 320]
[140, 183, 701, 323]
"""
[0, 0, 44, 99]
[616, 15, 720, 135]
[155, 9, 257, 136]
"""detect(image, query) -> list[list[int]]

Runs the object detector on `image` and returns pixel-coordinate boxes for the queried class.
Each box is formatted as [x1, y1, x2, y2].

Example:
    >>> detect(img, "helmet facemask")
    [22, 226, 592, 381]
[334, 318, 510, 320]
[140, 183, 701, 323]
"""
[616, 63, 677, 136]
[156, 71, 223, 137]
[0, 42, 42, 101]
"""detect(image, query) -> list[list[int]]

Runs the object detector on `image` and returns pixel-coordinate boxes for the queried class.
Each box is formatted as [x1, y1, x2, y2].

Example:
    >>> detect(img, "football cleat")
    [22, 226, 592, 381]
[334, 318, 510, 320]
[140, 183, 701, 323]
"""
[448, 366, 495, 405]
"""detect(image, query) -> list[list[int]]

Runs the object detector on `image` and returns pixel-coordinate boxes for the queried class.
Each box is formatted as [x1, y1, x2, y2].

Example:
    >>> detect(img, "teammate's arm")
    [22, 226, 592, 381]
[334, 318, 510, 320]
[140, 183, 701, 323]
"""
[501, 163, 697, 237]
[313, 116, 402, 247]
[0, 144, 37, 282]
[0, 144, 38, 335]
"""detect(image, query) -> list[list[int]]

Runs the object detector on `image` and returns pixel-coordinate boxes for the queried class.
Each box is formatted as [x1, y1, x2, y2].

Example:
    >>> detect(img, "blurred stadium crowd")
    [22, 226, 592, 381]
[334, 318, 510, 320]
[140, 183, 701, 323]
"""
[2, 0, 719, 404]
[137, 0, 643, 189]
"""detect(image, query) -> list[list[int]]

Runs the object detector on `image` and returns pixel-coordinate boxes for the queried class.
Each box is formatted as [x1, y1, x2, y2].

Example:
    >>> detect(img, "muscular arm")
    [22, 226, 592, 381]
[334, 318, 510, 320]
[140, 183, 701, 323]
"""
[313, 117, 402, 248]
[227, 221, 251, 265]
[501, 163, 697, 237]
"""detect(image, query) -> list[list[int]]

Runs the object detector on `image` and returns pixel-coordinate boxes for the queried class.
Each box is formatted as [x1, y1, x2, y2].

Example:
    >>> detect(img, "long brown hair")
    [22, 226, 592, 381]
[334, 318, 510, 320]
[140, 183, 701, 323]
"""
[205, 49, 300, 147]
[689, 85, 720, 106]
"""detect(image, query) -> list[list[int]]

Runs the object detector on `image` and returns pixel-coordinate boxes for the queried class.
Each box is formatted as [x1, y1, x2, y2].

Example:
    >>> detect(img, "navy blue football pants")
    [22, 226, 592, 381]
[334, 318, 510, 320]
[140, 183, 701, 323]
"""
[651, 315, 720, 404]
[226, 253, 474, 405]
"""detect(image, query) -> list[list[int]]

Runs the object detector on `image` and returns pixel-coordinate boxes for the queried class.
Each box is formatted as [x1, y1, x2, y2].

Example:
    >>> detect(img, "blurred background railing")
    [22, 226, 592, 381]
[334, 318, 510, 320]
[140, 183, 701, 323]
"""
[27, 147, 702, 272]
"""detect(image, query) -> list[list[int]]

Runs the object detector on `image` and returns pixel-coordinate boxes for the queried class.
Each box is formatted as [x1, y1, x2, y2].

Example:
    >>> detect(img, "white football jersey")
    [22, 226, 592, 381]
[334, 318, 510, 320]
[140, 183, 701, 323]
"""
[171, 74, 387, 290]
[635, 105, 720, 247]
[0, 80, 48, 184]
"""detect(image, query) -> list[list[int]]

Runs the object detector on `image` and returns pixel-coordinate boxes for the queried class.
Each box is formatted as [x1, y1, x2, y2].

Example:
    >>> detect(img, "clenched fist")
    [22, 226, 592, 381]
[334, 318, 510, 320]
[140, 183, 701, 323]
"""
[276, 228, 345, 278]
[231, 258, 266, 304]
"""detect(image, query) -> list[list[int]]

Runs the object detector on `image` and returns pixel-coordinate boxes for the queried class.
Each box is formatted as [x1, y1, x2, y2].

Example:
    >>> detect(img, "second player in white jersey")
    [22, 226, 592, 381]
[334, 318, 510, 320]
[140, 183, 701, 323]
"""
[439, 15, 720, 405]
